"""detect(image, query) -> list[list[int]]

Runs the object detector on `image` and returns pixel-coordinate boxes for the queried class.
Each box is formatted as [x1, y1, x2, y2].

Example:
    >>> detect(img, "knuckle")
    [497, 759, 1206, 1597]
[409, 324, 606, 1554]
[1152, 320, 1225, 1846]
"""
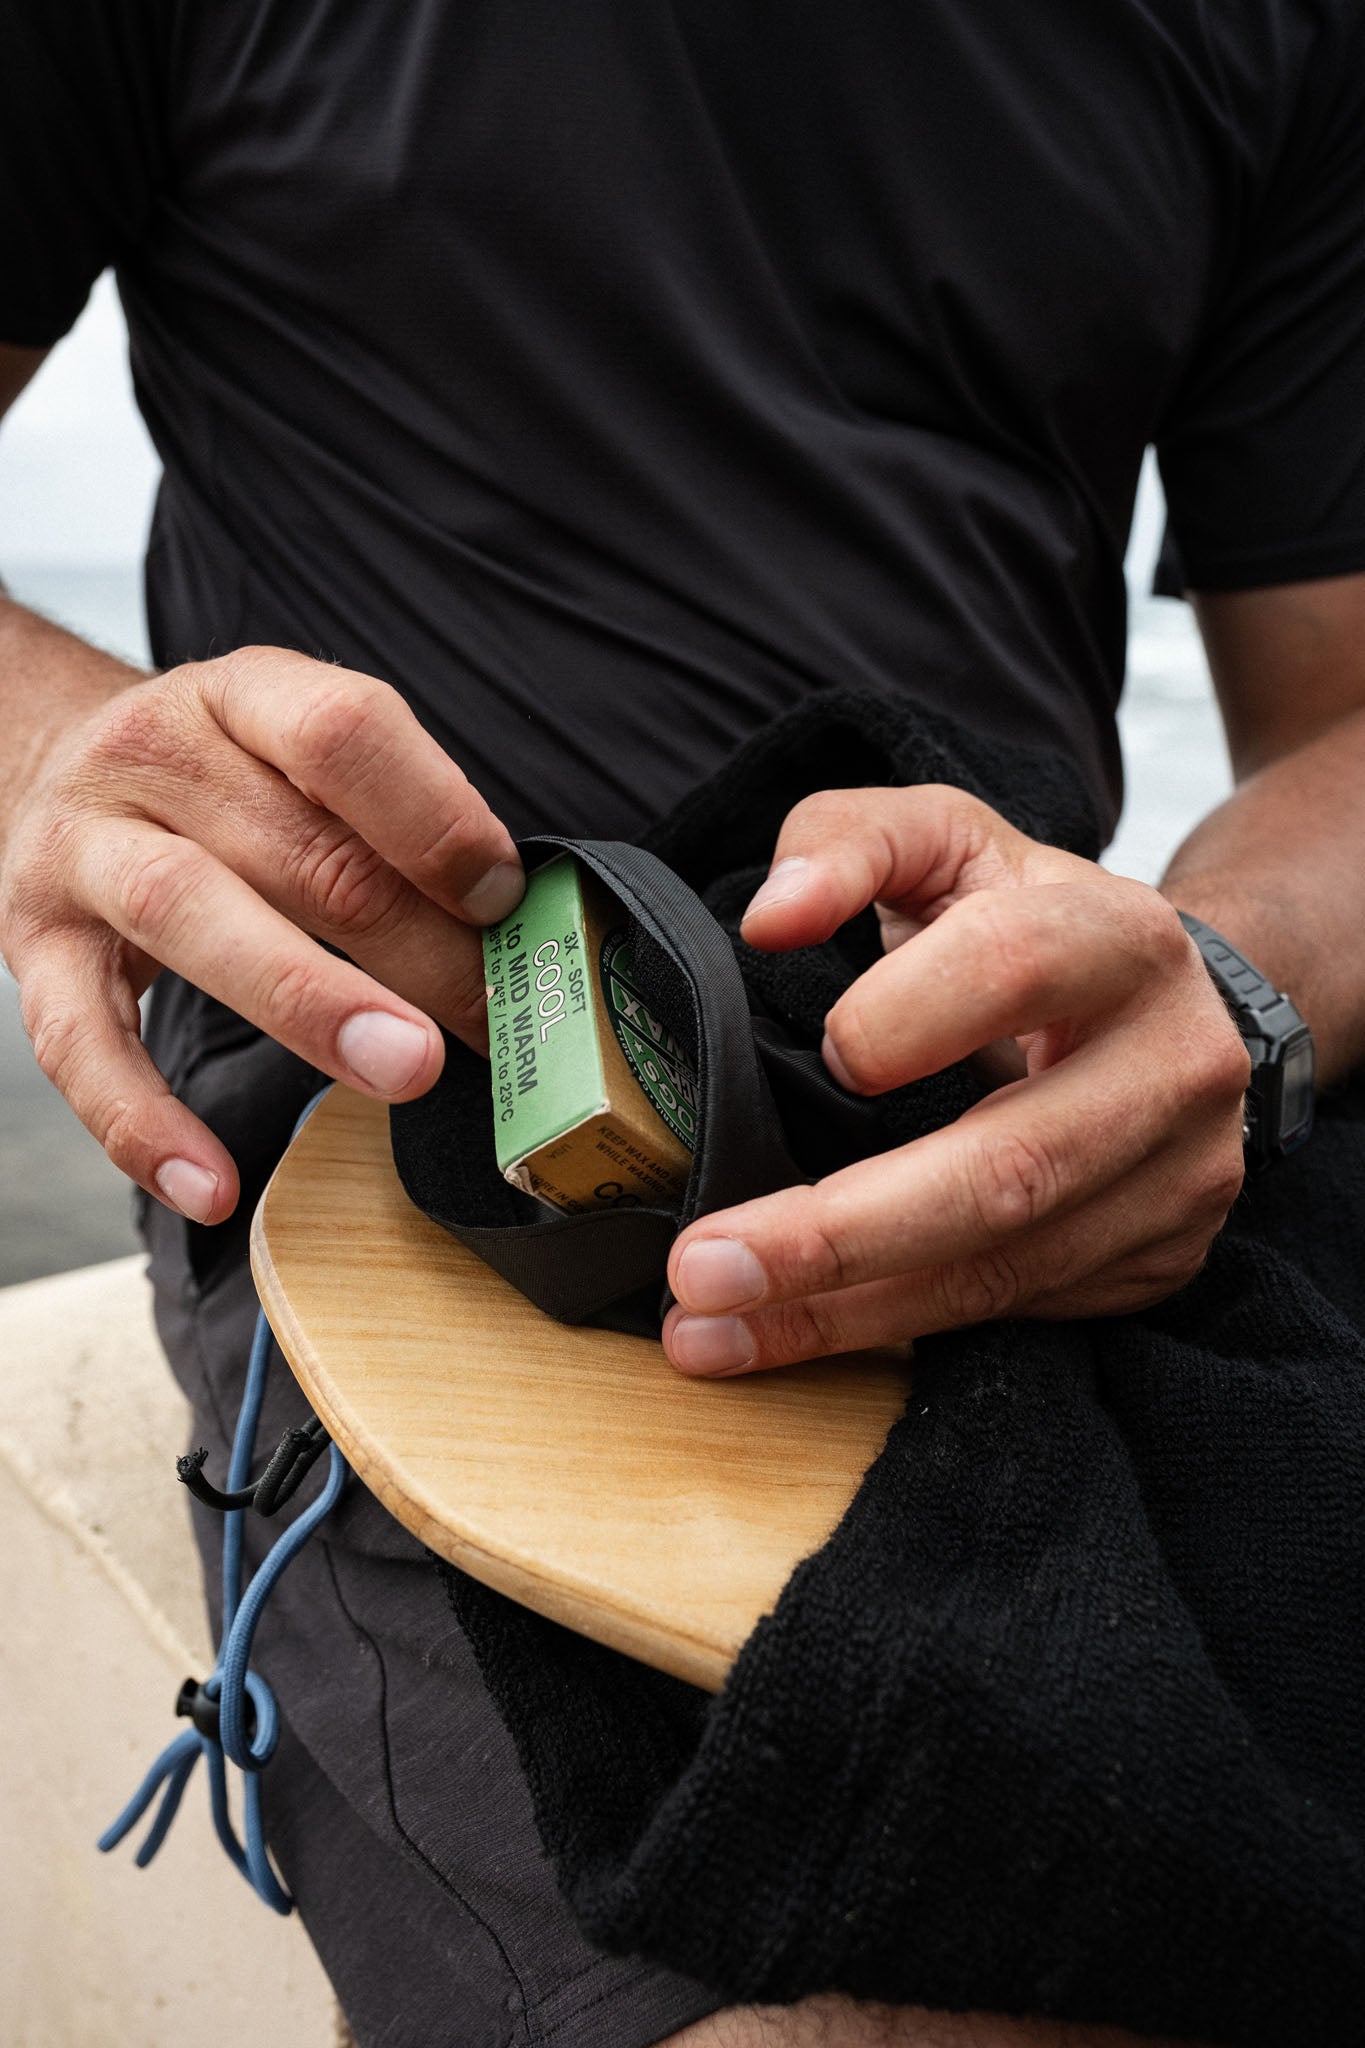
[443, 940, 498, 1033]
[1179, 1020, 1252, 1109]
[25, 996, 90, 1094]
[121, 843, 197, 939]
[91, 683, 192, 780]
[760, 1293, 847, 1365]
[286, 676, 393, 789]
[823, 999, 883, 1092]
[1205, 1023, 1254, 1100]
[2, 768, 112, 957]
[964, 1129, 1061, 1236]
[775, 1188, 851, 1295]
[927, 1245, 1023, 1328]
[282, 817, 407, 938]
[0, 826, 68, 961]
[98, 1093, 150, 1173]
[1130, 1234, 1210, 1301]
[964, 890, 1050, 1009]
[409, 803, 494, 886]
[1192, 1139, 1246, 1221]
[264, 954, 332, 1046]
[217, 643, 275, 676]
[1131, 883, 1191, 969]
[38, 809, 86, 880]
[192, 644, 272, 712]
[920, 785, 1013, 891]
[206, 644, 299, 695]
[928, 782, 994, 842]
[89, 689, 162, 767]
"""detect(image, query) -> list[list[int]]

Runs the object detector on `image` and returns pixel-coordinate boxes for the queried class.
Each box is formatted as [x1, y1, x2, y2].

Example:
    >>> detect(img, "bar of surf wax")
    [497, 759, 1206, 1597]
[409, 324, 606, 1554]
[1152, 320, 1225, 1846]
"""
[482, 854, 697, 1215]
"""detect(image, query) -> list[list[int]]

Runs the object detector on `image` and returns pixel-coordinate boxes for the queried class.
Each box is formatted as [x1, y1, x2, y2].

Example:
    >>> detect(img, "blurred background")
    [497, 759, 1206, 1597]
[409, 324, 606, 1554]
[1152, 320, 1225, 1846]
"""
[0, 273, 1232, 1287]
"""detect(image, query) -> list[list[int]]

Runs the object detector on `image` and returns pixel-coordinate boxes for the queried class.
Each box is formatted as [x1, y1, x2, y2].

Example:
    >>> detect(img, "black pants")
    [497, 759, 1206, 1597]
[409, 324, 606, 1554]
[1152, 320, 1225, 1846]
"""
[136, 1011, 721, 2048]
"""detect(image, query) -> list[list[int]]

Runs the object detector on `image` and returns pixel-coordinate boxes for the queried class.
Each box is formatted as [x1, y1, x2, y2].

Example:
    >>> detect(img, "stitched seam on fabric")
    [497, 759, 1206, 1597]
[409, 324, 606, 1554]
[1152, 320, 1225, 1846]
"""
[529, 1958, 721, 2044]
[320, 1541, 535, 2042]
[1175, 528, 1365, 585]
[523, 1945, 621, 2007]
[517, 1933, 674, 2026]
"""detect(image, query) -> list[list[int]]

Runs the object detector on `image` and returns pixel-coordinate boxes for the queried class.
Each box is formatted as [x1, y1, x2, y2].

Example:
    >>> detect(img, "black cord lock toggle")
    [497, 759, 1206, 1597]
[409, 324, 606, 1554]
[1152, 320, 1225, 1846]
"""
[174, 1676, 256, 1746]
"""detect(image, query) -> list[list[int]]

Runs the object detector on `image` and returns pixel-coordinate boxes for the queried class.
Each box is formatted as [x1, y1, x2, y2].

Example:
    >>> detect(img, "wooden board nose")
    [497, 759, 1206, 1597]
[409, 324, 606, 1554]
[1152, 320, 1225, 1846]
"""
[250, 1085, 911, 1691]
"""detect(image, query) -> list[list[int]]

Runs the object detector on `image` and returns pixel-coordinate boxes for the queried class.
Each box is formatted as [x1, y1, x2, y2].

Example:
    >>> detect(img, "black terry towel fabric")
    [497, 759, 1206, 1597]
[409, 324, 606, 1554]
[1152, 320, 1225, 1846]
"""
[401, 693, 1365, 2048]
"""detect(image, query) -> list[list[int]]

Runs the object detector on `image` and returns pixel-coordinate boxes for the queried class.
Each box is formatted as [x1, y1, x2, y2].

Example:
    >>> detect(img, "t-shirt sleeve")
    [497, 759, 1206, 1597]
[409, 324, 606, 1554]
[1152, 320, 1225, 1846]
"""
[1155, 18, 1365, 593]
[0, 1, 165, 347]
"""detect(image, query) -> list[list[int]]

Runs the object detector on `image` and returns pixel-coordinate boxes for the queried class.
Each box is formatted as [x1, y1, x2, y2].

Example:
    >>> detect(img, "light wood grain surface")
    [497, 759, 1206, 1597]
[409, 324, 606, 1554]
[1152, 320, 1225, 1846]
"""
[250, 1085, 911, 1690]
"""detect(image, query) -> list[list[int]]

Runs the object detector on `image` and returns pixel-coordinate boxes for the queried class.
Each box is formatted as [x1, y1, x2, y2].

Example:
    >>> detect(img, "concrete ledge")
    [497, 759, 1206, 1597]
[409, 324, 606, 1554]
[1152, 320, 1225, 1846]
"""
[0, 1257, 345, 2047]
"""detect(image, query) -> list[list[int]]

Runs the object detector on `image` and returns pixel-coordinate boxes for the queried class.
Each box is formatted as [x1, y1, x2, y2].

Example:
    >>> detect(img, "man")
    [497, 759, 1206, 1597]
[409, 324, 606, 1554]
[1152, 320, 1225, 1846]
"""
[1, 4, 1363, 2043]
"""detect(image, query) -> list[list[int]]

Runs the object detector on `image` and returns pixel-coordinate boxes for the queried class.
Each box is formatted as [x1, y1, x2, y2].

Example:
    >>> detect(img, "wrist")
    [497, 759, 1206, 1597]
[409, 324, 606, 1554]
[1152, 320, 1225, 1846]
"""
[1157, 874, 1294, 980]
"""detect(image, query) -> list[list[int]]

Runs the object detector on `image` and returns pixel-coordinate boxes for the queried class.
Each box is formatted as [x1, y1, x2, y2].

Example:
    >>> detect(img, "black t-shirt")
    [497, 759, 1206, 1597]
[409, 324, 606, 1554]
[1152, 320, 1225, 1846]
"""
[2, 1, 1364, 848]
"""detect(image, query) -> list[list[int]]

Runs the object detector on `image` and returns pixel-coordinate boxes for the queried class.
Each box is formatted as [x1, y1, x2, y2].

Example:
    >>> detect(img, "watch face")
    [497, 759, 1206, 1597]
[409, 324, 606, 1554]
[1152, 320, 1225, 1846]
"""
[1278, 1031, 1315, 1147]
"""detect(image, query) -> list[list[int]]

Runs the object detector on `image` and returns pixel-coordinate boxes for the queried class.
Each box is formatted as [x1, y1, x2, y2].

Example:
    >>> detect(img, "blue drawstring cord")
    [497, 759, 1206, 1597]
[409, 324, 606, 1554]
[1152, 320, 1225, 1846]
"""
[99, 1085, 349, 1913]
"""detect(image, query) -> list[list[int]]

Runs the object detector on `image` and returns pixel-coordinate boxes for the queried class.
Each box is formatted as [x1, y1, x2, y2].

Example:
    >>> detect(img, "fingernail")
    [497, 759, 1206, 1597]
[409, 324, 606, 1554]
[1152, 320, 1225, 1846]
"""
[668, 1315, 755, 1376]
[155, 1158, 219, 1225]
[742, 857, 810, 921]
[821, 1031, 858, 1092]
[675, 1237, 766, 1312]
[338, 1011, 431, 1094]
[459, 861, 526, 925]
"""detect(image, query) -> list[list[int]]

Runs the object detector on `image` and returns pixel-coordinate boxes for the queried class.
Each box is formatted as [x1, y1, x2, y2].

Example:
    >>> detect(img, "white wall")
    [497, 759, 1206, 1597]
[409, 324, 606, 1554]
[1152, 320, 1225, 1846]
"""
[0, 272, 160, 570]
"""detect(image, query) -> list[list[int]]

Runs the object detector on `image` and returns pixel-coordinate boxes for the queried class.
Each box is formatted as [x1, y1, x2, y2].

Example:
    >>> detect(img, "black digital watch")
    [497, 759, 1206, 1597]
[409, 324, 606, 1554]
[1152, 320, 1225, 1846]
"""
[1177, 911, 1315, 1170]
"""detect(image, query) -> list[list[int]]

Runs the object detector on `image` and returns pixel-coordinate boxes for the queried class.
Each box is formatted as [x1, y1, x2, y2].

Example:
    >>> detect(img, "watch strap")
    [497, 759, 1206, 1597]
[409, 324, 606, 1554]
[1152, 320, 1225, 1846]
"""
[1177, 911, 1314, 1166]
[1177, 912, 1295, 1035]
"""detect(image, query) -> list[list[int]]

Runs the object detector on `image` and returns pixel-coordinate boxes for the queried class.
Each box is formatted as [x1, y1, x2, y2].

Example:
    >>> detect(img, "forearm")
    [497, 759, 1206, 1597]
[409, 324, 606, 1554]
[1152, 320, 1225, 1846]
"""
[1159, 706, 1365, 1087]
[0, 591, 146, 850]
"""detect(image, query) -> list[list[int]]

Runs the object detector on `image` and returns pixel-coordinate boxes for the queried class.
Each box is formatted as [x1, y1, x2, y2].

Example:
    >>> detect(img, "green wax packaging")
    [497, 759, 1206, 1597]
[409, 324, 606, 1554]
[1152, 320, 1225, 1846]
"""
[482, 855, 698, 1214]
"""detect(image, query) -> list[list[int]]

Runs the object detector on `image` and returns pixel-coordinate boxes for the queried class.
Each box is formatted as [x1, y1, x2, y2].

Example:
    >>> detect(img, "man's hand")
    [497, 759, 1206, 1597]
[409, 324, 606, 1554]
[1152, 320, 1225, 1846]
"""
[662, 785, 1250, 1375]
[0, 641, 524, 1227]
